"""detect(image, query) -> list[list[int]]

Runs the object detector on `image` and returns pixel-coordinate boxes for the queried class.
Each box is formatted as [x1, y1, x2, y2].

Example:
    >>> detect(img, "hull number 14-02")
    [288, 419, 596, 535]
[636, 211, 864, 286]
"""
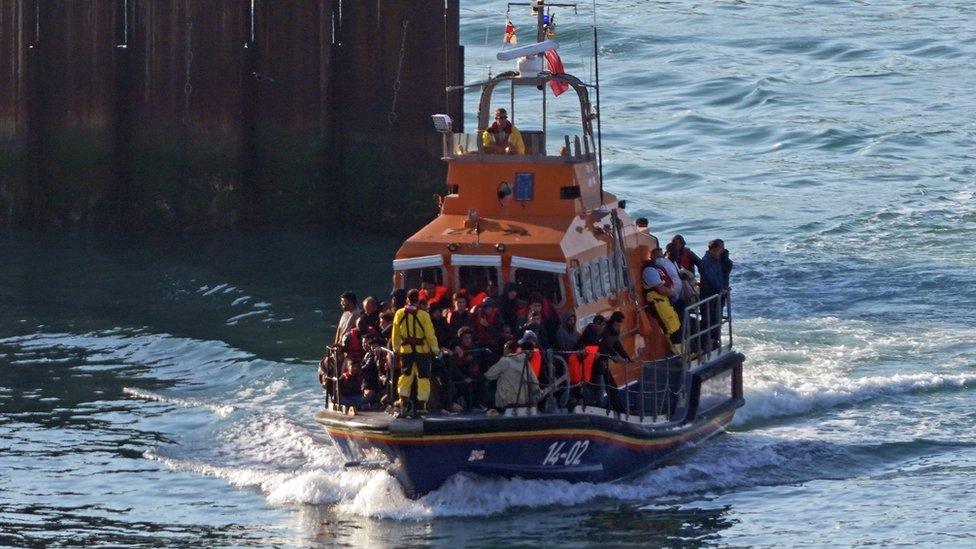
[542, 440, 590, 466]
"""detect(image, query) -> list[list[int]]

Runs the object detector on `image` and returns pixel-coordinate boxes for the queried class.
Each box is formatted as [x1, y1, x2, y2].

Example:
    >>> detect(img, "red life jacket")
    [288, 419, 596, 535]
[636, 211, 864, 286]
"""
[343, 328, 365, 362]
[567, 345, 599, 384]
[678, 247, 696, 272]
[487, 120, 513, 144]
[642, 259, 674, 290]
[469, 291, 488, 308]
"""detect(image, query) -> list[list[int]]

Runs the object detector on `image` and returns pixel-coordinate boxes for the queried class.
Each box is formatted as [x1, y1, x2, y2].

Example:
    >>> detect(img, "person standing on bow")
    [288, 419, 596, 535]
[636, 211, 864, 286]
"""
[482, 108, 525, 155]
[392, 289, 440, 417]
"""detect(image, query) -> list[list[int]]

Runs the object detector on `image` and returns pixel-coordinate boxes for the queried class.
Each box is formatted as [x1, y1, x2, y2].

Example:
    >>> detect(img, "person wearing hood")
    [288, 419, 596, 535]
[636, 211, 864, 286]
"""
[484, 339, 540, 412]
[555, 312, 580, 353]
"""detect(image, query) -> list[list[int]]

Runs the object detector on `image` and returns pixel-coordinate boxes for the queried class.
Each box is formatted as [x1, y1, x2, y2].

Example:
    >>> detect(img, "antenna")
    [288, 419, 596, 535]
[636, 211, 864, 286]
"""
[594, 26, 604, 205]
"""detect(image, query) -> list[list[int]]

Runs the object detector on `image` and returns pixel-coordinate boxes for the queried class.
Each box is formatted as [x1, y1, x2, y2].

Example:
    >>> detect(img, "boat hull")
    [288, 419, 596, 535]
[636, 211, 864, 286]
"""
[318, 352, 744, 497]
[324, 406, 736, 497]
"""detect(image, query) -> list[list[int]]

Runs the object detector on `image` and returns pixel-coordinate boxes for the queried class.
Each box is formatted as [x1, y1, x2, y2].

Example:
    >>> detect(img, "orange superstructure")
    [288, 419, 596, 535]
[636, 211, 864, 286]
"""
[392, 68, 671, 364]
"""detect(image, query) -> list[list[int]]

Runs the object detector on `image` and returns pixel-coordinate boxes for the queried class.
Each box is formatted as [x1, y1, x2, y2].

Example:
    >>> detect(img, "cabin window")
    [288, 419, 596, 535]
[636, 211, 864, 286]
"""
[514, 268, 563, 305]
[400, 267, 444, 291]
[514, 172, 535, 201]
[457, 266, 498, 296]
[570, 266, 585, 304]
[581, 263, 594, 302]
[602, 257, 614, 293]
[613, 251, 628, 291]
[587, 261, 602, 299]
[593, 260, 607, 297]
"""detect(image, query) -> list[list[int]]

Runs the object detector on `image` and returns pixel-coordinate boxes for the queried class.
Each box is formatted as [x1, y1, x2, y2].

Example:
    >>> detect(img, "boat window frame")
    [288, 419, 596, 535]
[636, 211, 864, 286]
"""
[512, 267, 566, 307]
[397, 266, 446, 291]
[455, 265, 500, 297]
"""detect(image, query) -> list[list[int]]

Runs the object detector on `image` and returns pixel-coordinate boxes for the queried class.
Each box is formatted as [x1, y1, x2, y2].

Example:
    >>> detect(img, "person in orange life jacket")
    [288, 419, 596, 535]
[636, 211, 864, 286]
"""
[482, 108, 526, 155]
[419, 280, 449, 310]
[469, 280, 495, 308]
[670, 235, 702, 276]
[517, 330, 544, 379]
[392, 289, 440, 416]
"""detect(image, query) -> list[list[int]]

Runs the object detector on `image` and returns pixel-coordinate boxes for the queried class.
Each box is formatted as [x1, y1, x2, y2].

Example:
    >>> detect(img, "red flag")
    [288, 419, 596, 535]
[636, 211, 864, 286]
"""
[545, 50, 570, 96]
[504, 20, 517, 45]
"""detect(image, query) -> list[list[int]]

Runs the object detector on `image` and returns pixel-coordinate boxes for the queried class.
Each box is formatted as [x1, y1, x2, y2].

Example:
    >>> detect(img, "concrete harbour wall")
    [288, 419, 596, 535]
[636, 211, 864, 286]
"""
[0, 0, 462, 231]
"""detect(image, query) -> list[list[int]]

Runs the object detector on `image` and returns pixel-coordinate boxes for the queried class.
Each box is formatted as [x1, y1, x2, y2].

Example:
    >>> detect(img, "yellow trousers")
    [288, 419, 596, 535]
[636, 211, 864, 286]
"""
[397, 354, 431, 405]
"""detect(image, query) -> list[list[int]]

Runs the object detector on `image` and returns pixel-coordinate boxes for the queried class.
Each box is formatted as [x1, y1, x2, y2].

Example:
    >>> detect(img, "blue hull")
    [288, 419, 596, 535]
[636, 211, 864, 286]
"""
[318, 353, 744, 497]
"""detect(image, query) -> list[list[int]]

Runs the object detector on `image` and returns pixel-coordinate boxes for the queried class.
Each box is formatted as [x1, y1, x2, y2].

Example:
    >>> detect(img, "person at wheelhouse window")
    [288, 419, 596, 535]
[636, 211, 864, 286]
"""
[482, 108, 525, 155]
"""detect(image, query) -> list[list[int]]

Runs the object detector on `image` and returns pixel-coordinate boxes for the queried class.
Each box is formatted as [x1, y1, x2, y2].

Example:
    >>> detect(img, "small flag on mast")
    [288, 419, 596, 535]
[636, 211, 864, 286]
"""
[504, 20, 517, 45]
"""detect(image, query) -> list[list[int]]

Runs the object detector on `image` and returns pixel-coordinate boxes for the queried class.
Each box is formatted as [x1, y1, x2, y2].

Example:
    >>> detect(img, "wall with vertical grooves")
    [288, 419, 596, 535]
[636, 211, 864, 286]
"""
[0, 0, 462, 231]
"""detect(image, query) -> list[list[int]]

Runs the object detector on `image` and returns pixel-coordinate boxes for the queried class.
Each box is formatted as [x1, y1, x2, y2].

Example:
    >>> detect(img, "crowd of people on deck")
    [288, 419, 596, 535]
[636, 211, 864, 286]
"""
[318, 230, 733, 418]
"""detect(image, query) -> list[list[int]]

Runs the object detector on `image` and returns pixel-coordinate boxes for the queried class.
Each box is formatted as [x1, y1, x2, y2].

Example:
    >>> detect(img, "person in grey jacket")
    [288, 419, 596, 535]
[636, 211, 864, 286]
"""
[484, 340, 540, 410]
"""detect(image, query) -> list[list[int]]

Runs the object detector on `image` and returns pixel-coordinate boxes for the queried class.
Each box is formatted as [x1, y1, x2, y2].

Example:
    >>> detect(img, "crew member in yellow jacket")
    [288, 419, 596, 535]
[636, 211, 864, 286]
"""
[392, 289, 440, 416]
[482, 108, 525, 155]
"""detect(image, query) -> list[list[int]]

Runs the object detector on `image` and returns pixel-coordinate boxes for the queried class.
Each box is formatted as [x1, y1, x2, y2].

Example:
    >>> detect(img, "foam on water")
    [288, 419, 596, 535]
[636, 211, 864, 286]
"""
[122, 387, 235, 418]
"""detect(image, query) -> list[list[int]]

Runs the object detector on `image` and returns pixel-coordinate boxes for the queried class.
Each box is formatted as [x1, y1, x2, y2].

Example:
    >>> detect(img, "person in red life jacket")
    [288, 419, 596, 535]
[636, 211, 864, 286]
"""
[482, 108, 526, 155]
[392, 289, 440, 417]
[468, 280, 495, 308]
[419, 280, 450, 310]
[341, 315, 375, 367]
[337, 359, 366, 411]
[642, 254, 681, 344]
[667, 242, 699, 307]
[670, 234, 702, 277]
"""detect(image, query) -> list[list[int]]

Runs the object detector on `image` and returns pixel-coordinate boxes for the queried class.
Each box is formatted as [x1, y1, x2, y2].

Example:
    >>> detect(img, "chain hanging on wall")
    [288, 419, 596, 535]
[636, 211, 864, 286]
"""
[387, 20, 409, 126]
[183, 18, 194, 128]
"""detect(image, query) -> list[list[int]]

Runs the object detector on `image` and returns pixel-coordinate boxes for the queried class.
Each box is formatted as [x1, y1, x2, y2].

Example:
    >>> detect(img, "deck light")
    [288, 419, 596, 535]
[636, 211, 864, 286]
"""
[447, 243, 459, 252]
[495, 243, 506, 253]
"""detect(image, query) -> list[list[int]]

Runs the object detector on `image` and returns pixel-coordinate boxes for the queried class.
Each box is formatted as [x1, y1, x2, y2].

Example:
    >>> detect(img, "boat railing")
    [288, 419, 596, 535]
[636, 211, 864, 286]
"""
[442, 132, 597, 163]
[681, 289, 734, 365]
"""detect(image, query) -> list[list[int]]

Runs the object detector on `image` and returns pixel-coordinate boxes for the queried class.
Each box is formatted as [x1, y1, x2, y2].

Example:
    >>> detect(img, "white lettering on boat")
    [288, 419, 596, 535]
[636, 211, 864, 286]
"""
[542, 440, 590, 466]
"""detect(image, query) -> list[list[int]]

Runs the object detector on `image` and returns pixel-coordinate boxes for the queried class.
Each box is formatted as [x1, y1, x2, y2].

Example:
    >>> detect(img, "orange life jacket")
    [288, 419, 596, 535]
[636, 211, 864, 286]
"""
[568, 345, 599, 384]
[529, 348, 543, 378]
